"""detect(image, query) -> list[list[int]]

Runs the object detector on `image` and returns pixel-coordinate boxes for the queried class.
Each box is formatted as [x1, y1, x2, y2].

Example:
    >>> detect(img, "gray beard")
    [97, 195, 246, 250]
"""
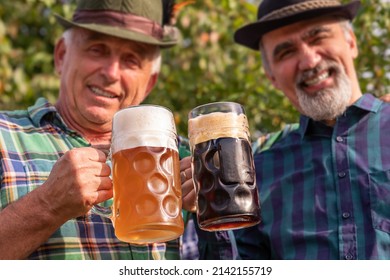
[295, 61, 352, 122]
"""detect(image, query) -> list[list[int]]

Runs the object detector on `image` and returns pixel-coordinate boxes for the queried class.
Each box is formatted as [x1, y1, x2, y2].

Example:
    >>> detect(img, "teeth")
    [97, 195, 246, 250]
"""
[305, 72, 329, 86]
[90, 86, 115, 98]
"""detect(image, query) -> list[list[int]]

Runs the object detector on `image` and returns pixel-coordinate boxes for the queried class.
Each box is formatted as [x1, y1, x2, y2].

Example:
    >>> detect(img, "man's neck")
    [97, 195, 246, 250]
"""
[322, 119, 337, 127]
[55, 101, 112, 146]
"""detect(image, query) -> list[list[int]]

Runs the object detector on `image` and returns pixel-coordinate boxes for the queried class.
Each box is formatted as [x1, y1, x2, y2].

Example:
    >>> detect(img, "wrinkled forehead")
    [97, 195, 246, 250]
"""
[72, 27, 159, 55]
[261, 15, 343, 49]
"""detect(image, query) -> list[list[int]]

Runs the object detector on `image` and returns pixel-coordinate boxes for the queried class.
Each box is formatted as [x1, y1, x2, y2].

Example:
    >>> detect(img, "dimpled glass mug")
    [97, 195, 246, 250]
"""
[188, 102, 261, 231]
[95, 105, 184, 244]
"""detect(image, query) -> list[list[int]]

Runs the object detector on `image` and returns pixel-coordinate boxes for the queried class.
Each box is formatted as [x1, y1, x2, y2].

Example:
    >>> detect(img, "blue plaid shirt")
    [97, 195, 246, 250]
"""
[235, 94, 390, 260]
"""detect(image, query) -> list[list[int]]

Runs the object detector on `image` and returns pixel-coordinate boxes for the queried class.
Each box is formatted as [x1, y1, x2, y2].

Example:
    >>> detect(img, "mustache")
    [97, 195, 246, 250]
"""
[296, 60, 341, 89]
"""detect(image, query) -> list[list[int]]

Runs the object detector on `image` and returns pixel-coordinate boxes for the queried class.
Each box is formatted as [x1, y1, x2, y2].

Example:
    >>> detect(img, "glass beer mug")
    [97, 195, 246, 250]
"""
[96, 105, 184, 244]
[188, 102, 261, 231]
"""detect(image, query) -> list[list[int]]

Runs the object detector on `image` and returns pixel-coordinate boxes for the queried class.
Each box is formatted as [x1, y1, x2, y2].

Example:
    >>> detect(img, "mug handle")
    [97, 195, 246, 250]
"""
[90, 144, 113, 219]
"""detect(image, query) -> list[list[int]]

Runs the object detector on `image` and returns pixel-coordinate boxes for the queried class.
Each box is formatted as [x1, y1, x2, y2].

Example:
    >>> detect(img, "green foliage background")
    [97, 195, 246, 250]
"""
[1, 0, 389, 139]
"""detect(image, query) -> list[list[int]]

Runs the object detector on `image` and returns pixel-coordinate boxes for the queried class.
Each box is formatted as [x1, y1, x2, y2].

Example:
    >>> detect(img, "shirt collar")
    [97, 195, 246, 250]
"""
[27, 97, 68, 129]
[298, 94, 382, 138]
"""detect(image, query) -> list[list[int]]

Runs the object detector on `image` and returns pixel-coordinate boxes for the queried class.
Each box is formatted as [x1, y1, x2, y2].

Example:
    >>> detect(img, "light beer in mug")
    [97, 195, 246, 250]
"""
[110, 105, 184, 244]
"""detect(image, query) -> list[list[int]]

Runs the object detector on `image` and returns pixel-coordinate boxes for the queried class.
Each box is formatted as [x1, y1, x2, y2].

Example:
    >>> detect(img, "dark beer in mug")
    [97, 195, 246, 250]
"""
[189, 102, 261, 231]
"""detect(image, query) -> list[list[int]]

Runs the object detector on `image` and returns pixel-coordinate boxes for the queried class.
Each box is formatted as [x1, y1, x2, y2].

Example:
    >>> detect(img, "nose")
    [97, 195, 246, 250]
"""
[298, 44, 321, 71]
[101, 57, 120, 82]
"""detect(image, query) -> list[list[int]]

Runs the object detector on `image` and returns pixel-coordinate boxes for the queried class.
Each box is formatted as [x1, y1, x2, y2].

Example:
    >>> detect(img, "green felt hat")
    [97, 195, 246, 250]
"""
[55, 0, 180, 48]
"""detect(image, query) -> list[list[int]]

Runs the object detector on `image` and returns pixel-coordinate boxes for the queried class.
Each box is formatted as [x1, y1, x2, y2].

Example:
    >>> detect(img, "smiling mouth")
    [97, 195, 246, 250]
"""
[304, 71, 329, 86]
[298, 68, 336, 90]
[89, 86, 117, 98]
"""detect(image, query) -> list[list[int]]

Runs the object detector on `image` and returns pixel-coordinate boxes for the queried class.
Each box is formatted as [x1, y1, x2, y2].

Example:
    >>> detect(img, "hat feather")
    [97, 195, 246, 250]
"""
[162, 0, 176, 25]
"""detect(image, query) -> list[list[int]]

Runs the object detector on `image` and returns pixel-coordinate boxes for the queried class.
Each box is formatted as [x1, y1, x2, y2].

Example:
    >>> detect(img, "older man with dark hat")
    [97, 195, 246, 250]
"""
[0, 0, 234, 260]
[232, 0, 390, 259]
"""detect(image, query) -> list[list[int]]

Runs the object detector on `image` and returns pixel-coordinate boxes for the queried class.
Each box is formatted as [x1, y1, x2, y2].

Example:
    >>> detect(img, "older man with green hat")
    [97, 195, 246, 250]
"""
[232, 0, 390, 259]
[0, 0, 234, 260]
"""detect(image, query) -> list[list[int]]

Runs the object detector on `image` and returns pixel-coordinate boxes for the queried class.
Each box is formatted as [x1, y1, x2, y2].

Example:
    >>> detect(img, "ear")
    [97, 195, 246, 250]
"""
[145, 73, 159, 97]
[54, 38, 66, 75]
[347, 29, 358, 59]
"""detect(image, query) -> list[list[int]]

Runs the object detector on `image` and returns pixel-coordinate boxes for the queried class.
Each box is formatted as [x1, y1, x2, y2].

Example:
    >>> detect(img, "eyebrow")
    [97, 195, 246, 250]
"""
[272, 41, 294, 60]
[301, 26, 331, 41]
[271, 25, 332, 60]
[82, 31, 155, 57]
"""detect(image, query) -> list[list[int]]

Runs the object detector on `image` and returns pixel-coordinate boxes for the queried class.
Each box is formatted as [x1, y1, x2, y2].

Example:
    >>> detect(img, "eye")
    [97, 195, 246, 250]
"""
[309, 36, 326, 45]
[272, 42, 296, 63]
[123, 54, 141, 69]
[307, 28, 332, 45]
[275, 48, 295, 62]
[87, 44, 107, 56]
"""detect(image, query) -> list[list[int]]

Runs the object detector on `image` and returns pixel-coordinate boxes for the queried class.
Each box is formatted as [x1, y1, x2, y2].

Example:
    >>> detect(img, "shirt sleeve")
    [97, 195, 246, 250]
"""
[178, 135, 191, 159]
[252, 123, 299, 154]
[193, 213, 236, 260]
[233, 224, 271, 259]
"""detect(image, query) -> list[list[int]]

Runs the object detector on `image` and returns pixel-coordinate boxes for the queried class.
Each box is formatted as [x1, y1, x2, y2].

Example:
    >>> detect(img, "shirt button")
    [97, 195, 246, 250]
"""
[345, 254, 354, 260]
[342, 212, 351, 219]
[336, 136, 344, 142]
[338, 171, 347, 178]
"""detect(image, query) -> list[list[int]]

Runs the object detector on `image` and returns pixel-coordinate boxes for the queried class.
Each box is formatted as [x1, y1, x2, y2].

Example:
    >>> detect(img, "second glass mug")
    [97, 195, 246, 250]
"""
[188, 101, 261, 231]
[94, 105, 184, 244]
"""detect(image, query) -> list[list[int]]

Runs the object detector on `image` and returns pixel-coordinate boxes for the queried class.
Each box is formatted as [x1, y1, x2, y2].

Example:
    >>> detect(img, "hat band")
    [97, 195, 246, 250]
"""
[261, 0, 342, 21]
[73, 10, 164, 40]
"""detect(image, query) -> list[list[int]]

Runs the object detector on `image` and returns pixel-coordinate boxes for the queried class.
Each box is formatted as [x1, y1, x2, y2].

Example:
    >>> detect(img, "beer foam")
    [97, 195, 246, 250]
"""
[188, 112, 250, 148]
[112, 105, 178, 153]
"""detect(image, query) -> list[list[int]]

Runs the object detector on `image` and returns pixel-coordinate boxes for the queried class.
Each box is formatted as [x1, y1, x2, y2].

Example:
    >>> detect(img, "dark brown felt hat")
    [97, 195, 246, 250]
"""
[234, 0, 361, 50]
[55, 0, 180, 48]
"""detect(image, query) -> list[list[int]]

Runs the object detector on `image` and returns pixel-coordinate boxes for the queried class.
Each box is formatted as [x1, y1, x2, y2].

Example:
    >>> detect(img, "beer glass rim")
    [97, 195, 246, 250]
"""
[113, 104, 176, 131]
[189, 102, 245, 118]
[115, 104, 173, 116]
[111, 103, 178, 154]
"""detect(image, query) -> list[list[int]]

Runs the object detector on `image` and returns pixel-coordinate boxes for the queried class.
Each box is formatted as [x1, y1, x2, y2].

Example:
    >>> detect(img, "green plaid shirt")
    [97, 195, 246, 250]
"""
[0, 98, 193, 260]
